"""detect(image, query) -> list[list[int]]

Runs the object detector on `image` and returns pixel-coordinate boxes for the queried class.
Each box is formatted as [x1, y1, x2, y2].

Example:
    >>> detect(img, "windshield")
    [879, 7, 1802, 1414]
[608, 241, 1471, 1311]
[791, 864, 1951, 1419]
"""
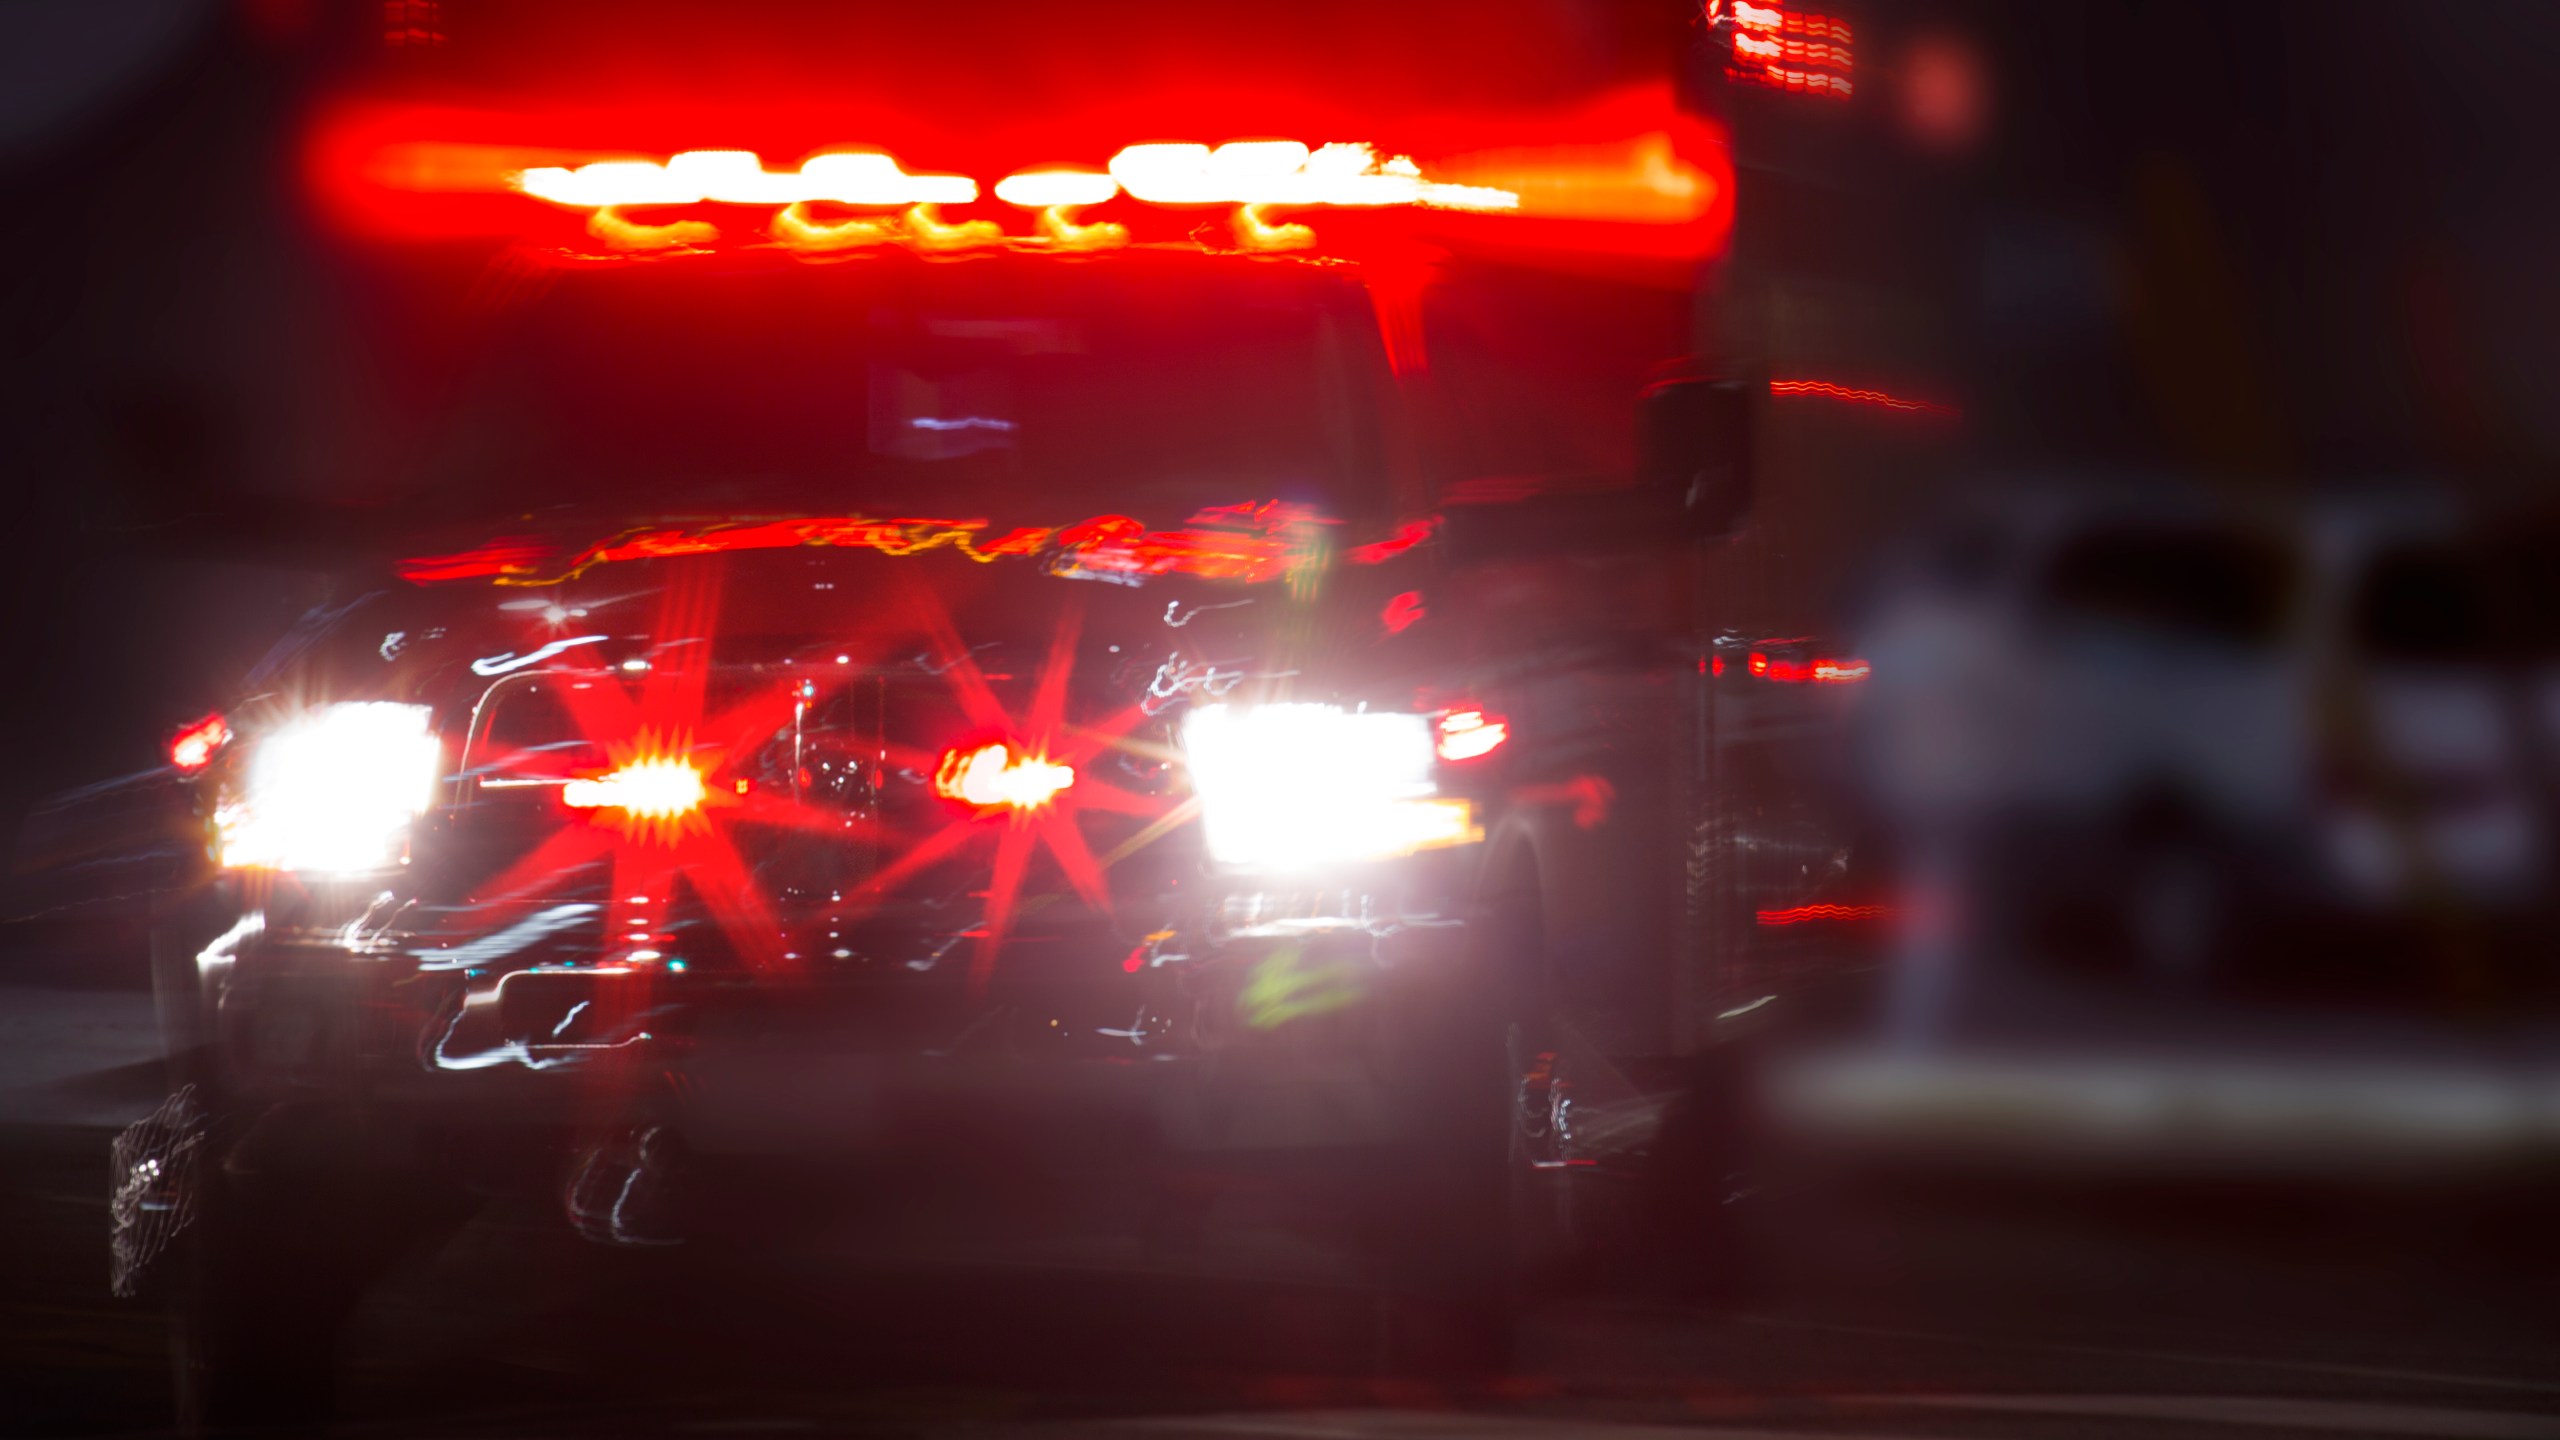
[408, 260, 1394, 530]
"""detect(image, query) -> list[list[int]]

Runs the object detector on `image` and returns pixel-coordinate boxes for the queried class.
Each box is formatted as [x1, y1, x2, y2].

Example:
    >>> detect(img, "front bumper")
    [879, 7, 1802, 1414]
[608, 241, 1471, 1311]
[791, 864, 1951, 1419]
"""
[207, 895, 1481, 1161]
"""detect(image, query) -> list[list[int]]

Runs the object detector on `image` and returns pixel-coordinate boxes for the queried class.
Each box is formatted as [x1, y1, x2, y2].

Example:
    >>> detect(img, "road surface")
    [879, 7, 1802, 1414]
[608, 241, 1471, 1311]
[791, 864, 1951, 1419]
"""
[3, 964, 2554, 1439]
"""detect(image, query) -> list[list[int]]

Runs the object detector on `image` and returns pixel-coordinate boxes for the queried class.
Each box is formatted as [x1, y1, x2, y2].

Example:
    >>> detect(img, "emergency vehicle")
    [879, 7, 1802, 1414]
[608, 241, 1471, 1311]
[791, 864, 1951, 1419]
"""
[81, 1, 1972, 1425]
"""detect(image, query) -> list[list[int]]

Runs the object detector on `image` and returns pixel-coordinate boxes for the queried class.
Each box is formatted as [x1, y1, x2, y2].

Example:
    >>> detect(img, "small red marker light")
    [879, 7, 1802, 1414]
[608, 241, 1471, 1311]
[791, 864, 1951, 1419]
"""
[170, 713, 230, 773]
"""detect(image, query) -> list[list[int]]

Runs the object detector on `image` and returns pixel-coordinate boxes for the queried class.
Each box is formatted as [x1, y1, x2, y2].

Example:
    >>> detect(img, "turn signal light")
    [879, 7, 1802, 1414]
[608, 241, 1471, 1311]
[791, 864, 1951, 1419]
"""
[935, 742, 1075, 812]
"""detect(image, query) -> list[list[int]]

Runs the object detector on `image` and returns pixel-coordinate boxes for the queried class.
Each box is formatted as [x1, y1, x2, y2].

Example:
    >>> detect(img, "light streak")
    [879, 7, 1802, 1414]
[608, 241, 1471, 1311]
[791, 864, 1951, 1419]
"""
[1769, 378, 1958, 417]
[472, 634, 611, 675]
[1755, 902, 1893, 926]
[517, 149, 976, 208]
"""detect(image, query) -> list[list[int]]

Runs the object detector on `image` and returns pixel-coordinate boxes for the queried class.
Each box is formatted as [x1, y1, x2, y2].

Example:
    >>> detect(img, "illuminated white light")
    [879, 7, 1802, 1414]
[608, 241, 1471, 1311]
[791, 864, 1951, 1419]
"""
[1181, 704, 1477, 869]
[796, 151, 977, 205]
[217, 702, 442, 874]
[993, 169, 1119, 207]
[562, 758, 707, 819]
[1108, 141, 1516, 211]
[471, 634, 608, 676]
[517, 160, 696, 207]
[664, 149, 805, 204]
[516, 150, 977, 209]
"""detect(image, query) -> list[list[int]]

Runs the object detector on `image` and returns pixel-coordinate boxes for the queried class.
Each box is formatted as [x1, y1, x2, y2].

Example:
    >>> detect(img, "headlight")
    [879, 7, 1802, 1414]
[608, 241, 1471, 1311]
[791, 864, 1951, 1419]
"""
[1180, 703, 1477, 870]
[216, 702, 442, 874]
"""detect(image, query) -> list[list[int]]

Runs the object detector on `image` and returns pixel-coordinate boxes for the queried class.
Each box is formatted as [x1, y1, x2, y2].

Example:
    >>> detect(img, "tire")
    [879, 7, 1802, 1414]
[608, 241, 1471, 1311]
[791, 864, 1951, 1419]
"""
[1369, 869, 1596, 1377]
[169, 1126, 352, 1433]
[1642, 1049, 1771, 1308]
[163, 1098, 466, 1433]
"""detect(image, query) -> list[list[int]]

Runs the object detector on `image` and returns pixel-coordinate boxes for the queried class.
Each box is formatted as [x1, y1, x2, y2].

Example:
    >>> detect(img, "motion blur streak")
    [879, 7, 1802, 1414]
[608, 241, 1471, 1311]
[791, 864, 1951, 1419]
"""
[1031, 205, 1129, 251]
[587, 205, 717, 250]
[1769, 378, 1959, 417]
[312, 90, 1735, 259]
[517, 149, 978, 207]
[1747, 652, 1871, 683]
[1233, 203, 1314, 252]
[768, 202, 896, 251]
[903, 203, 1005, 250]
[1756, 902, 1895, 926]
[1434, 132, 1710, 224]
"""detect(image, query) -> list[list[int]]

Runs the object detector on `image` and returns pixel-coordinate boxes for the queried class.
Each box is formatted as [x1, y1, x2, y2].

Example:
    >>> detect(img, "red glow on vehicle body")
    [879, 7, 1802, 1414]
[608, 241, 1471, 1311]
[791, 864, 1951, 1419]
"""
[398, 504, 1341, 589]
[1381, 590, 1427, 635]
[303, 84, 1730, 265]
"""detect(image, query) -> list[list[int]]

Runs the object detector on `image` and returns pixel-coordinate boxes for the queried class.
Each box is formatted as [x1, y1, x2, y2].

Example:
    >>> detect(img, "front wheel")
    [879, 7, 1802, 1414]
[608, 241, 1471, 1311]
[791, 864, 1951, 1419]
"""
[168, 1135, 350, 1432]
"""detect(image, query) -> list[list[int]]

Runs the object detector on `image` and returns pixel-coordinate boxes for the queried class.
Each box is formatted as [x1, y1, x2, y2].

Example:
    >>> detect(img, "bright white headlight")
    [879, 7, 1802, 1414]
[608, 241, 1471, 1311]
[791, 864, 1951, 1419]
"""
[1180, 703, 1476, 870]
[216, 702, 442, 874]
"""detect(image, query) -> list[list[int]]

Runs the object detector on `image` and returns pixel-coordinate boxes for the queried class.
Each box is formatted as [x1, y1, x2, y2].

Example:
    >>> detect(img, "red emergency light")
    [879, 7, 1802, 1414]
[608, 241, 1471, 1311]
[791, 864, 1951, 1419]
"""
[307, 84, 1731, 264]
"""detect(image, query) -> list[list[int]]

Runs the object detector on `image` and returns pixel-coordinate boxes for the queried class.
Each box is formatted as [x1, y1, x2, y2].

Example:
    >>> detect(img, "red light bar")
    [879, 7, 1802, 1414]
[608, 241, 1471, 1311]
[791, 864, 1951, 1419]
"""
[398, 503, 1336, 588]
[310, 85, 1730, 262]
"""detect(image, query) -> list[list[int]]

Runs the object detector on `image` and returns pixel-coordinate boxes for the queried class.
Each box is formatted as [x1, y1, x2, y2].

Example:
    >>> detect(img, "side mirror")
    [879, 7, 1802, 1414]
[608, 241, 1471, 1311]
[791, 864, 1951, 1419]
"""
[1638, 377, 1754, 538]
